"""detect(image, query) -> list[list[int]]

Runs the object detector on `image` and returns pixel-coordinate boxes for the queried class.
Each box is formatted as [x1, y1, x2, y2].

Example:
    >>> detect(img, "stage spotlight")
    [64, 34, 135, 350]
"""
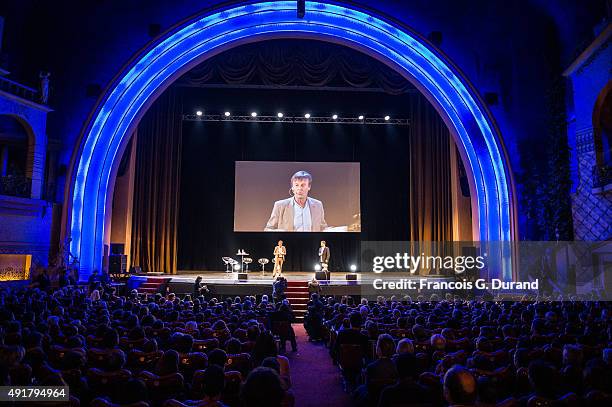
[251, 112, 257, 117]
[233, 264, 241, 271]
[224, 111, 231, 117]
[196, 110, 203, 116]
[358, 115, 364, 120]
[350, 264, 357, 271]
[384, 115, 390, 121]
[332, 114, 338, 120]
[277, 112, 284, 118]
[314, 264, 321, 271]
[304, 113, 311, 119]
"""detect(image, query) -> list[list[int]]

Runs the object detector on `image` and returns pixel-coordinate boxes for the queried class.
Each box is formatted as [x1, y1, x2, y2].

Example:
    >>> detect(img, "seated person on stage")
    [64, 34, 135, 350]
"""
[264, 170, 329, 231]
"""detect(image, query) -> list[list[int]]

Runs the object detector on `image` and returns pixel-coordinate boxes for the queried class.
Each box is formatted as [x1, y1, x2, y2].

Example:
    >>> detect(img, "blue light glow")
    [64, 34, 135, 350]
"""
[69, 1, 514, 281]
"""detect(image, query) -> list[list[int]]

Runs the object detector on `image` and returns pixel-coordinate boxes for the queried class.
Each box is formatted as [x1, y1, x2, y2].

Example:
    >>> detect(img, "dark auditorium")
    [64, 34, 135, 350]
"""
[0, 1, 610, 406]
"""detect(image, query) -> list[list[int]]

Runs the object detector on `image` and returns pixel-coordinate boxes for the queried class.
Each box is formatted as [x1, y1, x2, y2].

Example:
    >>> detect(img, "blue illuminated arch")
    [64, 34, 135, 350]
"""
[68, 1, 515, 281]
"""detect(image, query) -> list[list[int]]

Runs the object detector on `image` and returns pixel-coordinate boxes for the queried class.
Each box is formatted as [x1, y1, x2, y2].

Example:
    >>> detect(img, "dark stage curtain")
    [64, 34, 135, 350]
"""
[408, 96, 453, 241]
[130, 89, 183, 274]
[177, 40, 414, 94]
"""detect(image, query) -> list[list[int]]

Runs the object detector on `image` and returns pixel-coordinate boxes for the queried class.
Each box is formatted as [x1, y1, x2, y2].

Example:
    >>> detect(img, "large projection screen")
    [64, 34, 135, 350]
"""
[234, 161, 361, 232]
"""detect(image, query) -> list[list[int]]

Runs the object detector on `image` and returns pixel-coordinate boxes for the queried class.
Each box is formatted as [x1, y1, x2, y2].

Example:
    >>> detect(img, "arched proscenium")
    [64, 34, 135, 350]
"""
[68, 1, 513, 281]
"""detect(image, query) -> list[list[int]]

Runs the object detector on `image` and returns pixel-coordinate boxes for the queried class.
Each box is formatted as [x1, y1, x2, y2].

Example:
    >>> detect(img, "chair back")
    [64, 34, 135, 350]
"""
[139, 371, 185, 403]
[226, 353, 252, 376]
[192, 338, 218, 353]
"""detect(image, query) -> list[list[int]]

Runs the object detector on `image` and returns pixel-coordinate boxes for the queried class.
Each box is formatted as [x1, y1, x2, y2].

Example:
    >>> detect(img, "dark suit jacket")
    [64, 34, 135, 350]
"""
[319, 246, 330, 263]
[265, 197, 328, 231]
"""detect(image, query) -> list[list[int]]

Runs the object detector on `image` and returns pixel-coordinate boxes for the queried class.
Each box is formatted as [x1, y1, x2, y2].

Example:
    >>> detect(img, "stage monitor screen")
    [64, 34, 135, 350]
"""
[234, 161, 361, 232]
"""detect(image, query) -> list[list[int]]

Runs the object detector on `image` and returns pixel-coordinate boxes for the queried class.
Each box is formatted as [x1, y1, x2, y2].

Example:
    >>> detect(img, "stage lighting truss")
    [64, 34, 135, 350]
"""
[183, 114, 409, 125]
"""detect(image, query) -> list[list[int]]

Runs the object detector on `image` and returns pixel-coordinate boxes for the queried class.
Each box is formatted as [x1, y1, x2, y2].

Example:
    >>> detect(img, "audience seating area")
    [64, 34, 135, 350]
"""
[303, 293, 612, 406]
[0, 283, 611, 407]
[0, 285, 296, 407]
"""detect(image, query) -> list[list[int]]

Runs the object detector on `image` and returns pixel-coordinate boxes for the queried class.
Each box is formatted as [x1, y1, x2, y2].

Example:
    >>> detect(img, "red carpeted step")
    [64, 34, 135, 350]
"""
[287, 281, 309, 288]
[286, 297, 308, 304]
[285, 287, 309, 294]
[137, 277, 171, 294]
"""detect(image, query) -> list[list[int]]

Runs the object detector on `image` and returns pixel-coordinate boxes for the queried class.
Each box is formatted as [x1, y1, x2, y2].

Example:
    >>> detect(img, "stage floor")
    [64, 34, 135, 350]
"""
[174, 270, 453, 285]
[175, 271, 348, 285]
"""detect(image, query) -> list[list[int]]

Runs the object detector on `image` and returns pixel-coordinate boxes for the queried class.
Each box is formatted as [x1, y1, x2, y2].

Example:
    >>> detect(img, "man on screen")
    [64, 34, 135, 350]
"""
[264, 170, 329, 232]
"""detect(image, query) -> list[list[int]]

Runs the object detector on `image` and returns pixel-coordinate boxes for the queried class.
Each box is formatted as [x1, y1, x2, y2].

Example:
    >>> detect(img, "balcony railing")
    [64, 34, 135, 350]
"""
[0, 175, 32, 198]
[0, 75, 39, 103]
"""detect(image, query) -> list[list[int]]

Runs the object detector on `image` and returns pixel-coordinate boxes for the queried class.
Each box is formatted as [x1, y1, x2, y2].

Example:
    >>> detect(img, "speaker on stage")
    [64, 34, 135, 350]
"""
[238, 273, 248, 281]
[110, 243, 125, 255]
[345, 273, 357, 280]
[109, 254, 127, 274]
[315, 271, 329, 280]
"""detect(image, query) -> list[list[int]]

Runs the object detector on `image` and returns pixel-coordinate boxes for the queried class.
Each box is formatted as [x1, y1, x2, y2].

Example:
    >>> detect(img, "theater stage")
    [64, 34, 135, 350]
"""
[127, 271, 456, 299]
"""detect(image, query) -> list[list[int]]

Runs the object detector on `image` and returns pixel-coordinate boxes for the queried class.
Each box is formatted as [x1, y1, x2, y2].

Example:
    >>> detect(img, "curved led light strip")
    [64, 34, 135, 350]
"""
[70, 1, 513, 281]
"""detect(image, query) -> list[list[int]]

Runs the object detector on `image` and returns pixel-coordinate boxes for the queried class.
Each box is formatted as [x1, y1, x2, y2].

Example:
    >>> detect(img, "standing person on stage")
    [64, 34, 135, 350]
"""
[273, 240, 286, 277]
[319, 240, 330, 277]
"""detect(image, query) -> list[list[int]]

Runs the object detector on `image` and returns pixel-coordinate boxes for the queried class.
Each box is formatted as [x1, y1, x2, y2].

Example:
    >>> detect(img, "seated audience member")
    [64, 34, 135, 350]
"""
[378, 353, 433, 407]
[527, 360, 560, 400]
[251, 331, 291, 389]
[395, 338, 415, 356]
[208, 348, 228, 369]
[583, 358, 612, 395]
[355, 334, 398, 406]
[304, 293, 324, 340]
[476, 376, 498, 406]
[272, 276, 288, 303]
[262, 356, 293, 393]
[155, 349, 179, 376]
[240, 367, 285, 407]
[116, 377, 149, 405]
[443, 365, 477, 407]
[333, 312, 369, 362]
[195, 365, 227, 407]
